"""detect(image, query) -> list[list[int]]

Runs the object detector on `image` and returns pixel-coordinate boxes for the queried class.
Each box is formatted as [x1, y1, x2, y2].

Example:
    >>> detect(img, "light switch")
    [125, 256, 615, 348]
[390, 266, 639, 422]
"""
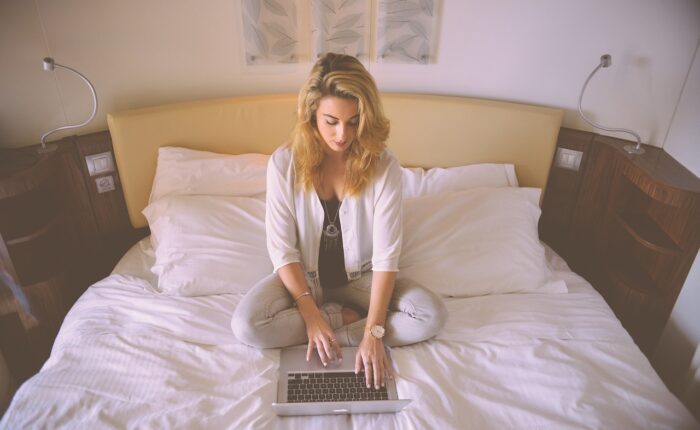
[95, 175, 116, 193]
[95, 157, 109, 171]
[86, 151, 115, 176]
[554, 148, 583, 171]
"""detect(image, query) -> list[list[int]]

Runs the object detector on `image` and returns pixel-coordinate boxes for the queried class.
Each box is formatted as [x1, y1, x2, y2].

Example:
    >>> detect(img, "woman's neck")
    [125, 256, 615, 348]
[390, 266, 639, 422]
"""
[322, 147, 346, 163]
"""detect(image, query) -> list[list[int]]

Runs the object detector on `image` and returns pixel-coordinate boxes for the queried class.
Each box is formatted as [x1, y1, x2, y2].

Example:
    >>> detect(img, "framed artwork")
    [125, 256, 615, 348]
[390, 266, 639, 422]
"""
[311, 0, 371, 60]
[239, 0, 440, 65]
[376, 0, 439, 64]
[241, 0, 301, 65]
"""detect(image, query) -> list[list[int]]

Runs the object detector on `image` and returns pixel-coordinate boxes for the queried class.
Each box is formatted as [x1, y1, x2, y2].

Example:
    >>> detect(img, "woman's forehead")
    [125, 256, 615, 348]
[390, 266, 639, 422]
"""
[317, 96, 359, 119]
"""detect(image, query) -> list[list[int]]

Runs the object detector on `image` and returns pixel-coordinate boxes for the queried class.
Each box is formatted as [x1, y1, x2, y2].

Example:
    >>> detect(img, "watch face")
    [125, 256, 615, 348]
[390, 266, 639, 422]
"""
[370, 325, 385, 338]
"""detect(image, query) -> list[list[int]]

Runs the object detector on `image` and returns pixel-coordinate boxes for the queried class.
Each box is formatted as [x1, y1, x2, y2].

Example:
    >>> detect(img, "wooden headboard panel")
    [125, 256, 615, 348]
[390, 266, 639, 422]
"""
[108, 93, 563, 228]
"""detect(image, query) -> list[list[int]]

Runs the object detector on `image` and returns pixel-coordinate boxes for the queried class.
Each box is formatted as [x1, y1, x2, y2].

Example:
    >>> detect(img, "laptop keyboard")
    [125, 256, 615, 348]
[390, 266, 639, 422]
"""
[286, 371, 389, 403]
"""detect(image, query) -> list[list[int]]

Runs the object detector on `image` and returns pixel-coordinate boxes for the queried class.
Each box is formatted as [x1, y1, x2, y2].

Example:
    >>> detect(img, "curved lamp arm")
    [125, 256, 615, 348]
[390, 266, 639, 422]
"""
[39, 57, 98, 153]
[578, 54, 644, 155]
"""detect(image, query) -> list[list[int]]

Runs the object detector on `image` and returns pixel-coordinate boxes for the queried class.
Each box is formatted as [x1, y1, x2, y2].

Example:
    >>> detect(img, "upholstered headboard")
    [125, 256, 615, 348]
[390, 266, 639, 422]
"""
[107, 93, 563, 228]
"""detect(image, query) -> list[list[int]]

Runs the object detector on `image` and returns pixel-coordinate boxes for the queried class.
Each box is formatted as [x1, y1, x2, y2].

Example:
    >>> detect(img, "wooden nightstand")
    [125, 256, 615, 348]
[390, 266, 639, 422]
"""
[0, 133, 143, 400]
[541, 128, 700, 356]
[0, 147, 72, 384]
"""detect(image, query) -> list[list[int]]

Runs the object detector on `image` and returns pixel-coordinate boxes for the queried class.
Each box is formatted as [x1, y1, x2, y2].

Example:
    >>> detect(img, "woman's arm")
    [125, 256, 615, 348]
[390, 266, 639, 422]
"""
[265, 149, 342, 364]
[355, 152, 403, 389]
[365, 271, 395, 332]
[277, 262, 342, 365]
[265, 150, 302, 271]
[355, 271, 395, 390]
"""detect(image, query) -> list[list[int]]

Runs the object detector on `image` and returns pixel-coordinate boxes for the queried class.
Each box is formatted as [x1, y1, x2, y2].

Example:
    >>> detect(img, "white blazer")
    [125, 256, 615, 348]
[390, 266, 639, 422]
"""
[265, 145, 403, 282]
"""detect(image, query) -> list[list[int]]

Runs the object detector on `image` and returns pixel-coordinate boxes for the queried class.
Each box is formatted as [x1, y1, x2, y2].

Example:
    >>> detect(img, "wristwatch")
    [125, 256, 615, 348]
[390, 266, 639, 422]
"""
[368, 324, 385, 339]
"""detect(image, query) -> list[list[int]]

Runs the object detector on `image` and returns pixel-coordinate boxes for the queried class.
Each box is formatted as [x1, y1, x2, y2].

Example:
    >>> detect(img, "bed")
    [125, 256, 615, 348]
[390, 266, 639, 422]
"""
[1, 94, 696, 429]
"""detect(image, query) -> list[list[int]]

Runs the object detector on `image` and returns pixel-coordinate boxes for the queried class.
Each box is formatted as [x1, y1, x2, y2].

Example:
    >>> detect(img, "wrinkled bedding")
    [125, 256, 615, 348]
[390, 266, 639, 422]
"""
[1, 240, 695, 429]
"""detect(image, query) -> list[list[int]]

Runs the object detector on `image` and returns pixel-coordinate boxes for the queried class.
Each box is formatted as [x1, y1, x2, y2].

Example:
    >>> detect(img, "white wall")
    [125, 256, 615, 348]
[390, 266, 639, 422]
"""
[1, 0, 699, 149]
[664, 40, 700, 175]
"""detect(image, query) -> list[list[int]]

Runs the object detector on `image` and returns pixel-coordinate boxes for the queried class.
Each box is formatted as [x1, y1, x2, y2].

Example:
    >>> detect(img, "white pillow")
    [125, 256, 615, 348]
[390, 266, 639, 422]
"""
[399, 187, 567, 297]
[401, 163, 518, 199]
[143, 195, 272, 296]
[149, 147, 269, 203]
[149, 148, 514, 202]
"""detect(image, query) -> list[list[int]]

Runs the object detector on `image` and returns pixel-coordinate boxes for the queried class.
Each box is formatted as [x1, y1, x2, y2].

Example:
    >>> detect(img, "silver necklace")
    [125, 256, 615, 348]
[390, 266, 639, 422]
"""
[322, 199, 341, 246]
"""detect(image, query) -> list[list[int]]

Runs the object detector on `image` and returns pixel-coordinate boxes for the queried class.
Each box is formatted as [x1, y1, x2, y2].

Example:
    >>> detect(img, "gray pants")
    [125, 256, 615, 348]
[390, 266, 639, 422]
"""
[232, 271, 447, 348]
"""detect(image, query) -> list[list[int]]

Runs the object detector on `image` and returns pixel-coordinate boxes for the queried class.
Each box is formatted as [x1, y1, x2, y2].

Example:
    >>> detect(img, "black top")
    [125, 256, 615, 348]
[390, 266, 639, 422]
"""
[318, 196, 349, 289]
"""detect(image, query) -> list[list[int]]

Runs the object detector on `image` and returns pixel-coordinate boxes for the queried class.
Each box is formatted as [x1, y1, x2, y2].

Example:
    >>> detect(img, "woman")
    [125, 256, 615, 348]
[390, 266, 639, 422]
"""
[232, 53, 446, 390]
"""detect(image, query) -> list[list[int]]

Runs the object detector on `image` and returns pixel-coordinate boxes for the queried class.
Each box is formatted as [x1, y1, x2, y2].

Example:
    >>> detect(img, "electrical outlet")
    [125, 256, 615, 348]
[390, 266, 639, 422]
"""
[95, 175, 116, 193]
[554, 148, 583, 171]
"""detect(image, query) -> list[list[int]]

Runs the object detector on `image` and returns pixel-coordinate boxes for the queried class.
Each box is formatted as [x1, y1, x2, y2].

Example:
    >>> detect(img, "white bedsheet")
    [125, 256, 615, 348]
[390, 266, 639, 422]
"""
[1, 239, 696, 429]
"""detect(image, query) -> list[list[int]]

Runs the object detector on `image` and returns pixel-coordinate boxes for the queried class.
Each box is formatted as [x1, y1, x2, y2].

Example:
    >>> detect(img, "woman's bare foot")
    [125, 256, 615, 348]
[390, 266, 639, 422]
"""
[341, 307, 362, 325]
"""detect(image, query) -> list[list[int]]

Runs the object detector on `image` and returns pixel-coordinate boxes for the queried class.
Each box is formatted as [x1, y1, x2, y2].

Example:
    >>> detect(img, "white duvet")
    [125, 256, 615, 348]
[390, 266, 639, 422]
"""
[1, 239, 696, 429]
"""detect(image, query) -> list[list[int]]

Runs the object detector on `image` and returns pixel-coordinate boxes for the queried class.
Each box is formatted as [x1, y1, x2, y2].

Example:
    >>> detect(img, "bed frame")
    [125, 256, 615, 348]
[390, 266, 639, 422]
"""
[107, 94, 563, 228]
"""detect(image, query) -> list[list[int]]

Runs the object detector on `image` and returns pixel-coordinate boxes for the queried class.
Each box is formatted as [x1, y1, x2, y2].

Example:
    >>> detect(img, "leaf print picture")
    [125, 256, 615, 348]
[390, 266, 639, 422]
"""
[312, 0, 371, 59]
[241, 0, 301, 64]
[377, 0, 440, 64]
[240, 0, 440, 66]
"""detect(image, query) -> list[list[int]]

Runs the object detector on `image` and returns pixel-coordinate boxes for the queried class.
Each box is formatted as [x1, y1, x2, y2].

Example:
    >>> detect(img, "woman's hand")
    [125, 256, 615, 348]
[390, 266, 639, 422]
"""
[303, 310, 342, 366]
[276, 264, 342, 366]
[355, 332, 393, 390]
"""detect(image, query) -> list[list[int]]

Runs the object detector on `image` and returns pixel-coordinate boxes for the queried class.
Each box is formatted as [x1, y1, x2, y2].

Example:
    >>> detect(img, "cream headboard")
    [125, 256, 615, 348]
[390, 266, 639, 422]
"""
[107, 93, 563, 228]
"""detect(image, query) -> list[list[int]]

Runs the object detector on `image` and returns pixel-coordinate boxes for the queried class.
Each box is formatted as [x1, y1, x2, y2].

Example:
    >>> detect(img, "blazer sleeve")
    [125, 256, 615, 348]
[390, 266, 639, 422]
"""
[265, 148, 302, 272]
[371, 151, 403, 272]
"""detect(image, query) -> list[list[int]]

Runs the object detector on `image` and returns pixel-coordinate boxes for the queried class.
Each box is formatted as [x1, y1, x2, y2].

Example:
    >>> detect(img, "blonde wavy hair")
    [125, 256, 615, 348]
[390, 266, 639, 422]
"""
[290, 53, 390, 196]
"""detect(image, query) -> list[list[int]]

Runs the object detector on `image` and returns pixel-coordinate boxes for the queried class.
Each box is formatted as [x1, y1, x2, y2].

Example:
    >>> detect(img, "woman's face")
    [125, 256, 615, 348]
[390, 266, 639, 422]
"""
[315, 96, 360, 155]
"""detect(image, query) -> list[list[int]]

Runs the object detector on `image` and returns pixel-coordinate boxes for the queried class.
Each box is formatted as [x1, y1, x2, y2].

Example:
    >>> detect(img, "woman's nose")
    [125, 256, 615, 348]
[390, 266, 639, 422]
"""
[336, 124, 346, 140]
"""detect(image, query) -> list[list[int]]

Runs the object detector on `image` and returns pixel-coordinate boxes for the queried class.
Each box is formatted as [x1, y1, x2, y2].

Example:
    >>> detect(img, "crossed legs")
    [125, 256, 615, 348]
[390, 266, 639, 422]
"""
[232, 271, 447, 349]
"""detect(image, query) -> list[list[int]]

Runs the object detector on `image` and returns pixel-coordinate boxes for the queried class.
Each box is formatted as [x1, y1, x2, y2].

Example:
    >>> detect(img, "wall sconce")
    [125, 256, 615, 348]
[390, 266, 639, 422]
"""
[39, 57, 98, 154]
[578, 54, 645, 155]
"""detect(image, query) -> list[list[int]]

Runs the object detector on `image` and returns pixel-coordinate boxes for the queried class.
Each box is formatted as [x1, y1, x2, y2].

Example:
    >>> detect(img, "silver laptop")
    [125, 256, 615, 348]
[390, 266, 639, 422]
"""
[272, 346, 411, 416]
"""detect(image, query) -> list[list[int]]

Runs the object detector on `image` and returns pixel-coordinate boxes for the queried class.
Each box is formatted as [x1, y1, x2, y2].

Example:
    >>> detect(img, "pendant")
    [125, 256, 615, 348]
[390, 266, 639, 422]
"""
[324, 224, 339, 239]
[323, 224, 340, 251]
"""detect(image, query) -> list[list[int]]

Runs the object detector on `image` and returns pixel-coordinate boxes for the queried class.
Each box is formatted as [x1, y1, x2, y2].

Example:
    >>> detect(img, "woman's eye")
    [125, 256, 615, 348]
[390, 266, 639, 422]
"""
[324, 120, 358, 126]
